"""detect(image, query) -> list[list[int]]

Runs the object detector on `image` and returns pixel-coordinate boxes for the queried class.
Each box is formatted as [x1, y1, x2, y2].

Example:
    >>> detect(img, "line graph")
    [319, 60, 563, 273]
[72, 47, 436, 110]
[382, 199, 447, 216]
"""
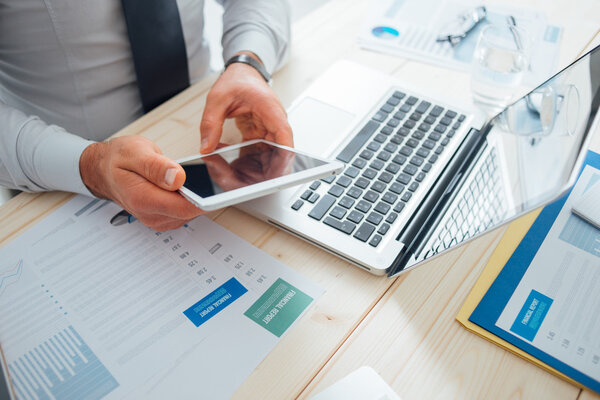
[0, 259, 23, 296]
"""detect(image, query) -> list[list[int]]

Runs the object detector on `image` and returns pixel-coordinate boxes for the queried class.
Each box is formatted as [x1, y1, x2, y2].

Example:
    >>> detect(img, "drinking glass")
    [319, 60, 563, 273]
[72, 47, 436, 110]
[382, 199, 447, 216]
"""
[471, 24, 530, 115]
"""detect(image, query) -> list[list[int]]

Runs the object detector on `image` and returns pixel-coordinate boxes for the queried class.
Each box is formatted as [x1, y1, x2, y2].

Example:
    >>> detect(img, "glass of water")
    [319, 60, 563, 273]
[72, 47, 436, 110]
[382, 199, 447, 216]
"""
[471, 24, 530, 115]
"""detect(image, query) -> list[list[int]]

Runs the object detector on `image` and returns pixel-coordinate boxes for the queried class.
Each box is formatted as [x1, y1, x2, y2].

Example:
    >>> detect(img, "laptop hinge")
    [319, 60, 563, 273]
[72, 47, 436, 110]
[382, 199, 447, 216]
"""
[387, 127, 487, 277]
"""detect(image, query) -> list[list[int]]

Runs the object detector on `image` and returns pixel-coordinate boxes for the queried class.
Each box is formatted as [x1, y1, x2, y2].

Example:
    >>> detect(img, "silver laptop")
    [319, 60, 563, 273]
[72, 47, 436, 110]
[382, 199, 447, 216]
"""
[241, 45, 600, 276]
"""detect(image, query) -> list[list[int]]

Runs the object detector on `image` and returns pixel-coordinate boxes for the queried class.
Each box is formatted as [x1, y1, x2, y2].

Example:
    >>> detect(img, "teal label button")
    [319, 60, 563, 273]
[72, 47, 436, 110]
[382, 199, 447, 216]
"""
[244, 278, 313, 337]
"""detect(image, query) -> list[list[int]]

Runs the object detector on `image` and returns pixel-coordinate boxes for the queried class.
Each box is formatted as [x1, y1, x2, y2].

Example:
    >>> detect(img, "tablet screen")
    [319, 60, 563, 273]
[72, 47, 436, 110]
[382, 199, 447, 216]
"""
[180, 142, 327, 199]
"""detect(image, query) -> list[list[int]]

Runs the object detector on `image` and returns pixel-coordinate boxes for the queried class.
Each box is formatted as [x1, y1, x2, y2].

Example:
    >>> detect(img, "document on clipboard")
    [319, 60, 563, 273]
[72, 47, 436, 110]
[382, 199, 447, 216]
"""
[468, 151, 600, 393]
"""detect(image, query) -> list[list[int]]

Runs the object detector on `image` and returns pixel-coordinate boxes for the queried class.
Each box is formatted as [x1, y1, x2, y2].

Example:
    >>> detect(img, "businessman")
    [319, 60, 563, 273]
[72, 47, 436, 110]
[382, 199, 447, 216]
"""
[0, 0, 292, 231]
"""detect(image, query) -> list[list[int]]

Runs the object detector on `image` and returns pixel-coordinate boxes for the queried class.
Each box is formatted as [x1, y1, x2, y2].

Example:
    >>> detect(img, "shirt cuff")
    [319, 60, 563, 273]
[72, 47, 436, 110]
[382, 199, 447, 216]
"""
[34, 125, 96, 197]
[222, 29, 279, 74]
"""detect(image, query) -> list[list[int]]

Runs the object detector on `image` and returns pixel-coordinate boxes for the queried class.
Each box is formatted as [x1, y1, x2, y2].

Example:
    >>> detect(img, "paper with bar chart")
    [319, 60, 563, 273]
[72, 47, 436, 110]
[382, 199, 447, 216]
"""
[492, 165, 600, 385]
[0, 195, 322, 399]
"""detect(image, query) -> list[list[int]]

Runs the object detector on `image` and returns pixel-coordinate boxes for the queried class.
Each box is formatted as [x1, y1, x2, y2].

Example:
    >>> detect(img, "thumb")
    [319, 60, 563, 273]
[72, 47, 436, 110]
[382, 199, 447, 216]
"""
[122, 142, 186, 191]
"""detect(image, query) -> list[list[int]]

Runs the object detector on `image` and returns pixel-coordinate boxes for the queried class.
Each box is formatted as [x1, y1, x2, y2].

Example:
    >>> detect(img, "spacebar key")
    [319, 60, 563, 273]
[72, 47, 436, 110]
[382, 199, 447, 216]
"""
[308, 194, 336, 220]
[336, 120, 380, 163]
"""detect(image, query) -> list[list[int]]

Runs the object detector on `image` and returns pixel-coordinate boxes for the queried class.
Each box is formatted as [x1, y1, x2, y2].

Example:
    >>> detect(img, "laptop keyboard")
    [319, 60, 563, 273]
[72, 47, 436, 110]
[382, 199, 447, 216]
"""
[290, 90, 465, 247]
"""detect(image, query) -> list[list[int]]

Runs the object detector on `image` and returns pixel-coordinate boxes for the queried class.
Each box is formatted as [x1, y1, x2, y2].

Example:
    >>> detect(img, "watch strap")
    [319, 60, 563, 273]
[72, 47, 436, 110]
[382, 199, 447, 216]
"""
[224, 54, 271, 83]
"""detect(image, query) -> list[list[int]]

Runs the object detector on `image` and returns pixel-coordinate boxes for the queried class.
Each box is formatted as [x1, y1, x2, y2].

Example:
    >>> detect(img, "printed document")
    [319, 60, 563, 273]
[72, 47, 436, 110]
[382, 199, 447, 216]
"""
[0, 195, 322, 399]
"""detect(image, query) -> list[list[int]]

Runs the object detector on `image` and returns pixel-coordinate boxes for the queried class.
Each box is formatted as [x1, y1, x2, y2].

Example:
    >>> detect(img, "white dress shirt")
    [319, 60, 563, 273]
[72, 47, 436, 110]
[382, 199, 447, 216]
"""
[0, 0, 290, 195]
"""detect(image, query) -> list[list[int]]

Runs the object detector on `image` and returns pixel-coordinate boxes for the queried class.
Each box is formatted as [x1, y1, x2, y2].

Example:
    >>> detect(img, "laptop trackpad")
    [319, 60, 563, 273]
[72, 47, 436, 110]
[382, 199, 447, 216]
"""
[288, 97, 355, 156]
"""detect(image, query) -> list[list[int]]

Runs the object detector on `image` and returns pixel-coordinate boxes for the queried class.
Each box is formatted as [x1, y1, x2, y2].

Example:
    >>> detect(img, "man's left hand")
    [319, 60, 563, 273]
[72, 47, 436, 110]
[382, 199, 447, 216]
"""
[200, 52, 293, 153]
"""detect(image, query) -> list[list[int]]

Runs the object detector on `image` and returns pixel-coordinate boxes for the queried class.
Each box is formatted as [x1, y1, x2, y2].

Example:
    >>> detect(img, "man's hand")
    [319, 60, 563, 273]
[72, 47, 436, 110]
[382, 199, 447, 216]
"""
[200, 52, 293, 153]
[80, 136, 203, 231]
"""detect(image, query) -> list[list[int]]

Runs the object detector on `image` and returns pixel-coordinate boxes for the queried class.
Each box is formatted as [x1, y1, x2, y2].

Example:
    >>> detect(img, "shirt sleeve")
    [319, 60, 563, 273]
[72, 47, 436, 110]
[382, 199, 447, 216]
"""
[219, 0, 291, 74]
[0, 100, 95, 196]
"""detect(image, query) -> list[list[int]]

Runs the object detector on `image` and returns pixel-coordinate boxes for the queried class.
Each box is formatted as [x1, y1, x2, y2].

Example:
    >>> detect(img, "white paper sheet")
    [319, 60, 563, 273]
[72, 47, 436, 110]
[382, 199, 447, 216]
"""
[358, 0, 562, 86]
[310, 367, 401, 400]
[0, 195, 322, 400]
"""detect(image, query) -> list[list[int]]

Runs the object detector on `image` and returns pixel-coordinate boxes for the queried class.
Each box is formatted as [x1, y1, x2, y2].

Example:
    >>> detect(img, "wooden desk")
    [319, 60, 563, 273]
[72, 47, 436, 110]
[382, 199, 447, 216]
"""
[1, 1, 599, 399]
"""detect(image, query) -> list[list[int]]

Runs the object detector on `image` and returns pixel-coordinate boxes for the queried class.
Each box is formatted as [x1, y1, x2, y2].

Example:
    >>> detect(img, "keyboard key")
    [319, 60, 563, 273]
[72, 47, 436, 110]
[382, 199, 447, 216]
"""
[416, 100, 431, 114]
[440, 116, 452, 126]
[387, 96, 401, 106]
[386, 163, 400, 174]
[347, 186, 363, 199]
[429, 154, 438, 163]
[378, 223, 391, 235]
[403, 119, 416, 129]
[337, 120, 379, 163]
[353, 222, 376, 242]
[372, 112, 386, 122]
[386, 212, 398, 224]
[362, 168, 377, 179]
[369, 234, 382, 247]
[347, 210, 364, 224]
[367, 141, 381, 151]
[393, 111, 406, 120]
[370, 159, 385, 170]
[352, 158, 367, 169]
[422, 140, 435, 149]
[447, 129, 456, 138]
[301, 190, 312, 200]
[434, 124, 447, 133]
[355, 200, 371, 213]
[330, 206, 347, 219]
[382, 191, 398, 204]
[415, 172, 426, 182]
[337, 175, 352, 188]
[371, 181, 386, 193]
[423, 163, 432, 172]
[390, 135, 403, 145]
[339, 196, 355, 209]
[425, 115, 436, 124]
[452, 121, 461, 130]
[416, 148, 430, 158]
[393, 202, 405, 213]
[360, 149, 374, 160]
[411, 131, 425, 140]
[376, 151, 391, 161]
[430, 106, 444, 117]
[344, 166, 360, 178]
[355, 177, 370, 189]
[374, 202, 391, 215]
[364, 190, 379, 203]
[397, 173, 411, 185]
[328, 185, 344, 197]
[308, 194, 336, 220]
[387, 118, 400, 128]
[378, 171, 394, 183]
[392, 154, 407, 165]
[381, 126, 394, 135]
[308, 192, 320, 203]
[410, 156, 424, 167]
[445, 110, 457, 118]
[389, 182, 405, 194]
[418, 123, 431, 132]
[374, 133, 387, 143]
[398, 127, 411, 137]
[310, 181, 321, 190]
[406, 96, 418, 105]
[403, 164, 418, 175]
[380, 104, 394, 113]
[322, 175, 335, 184]
[384, 143, 398, 153]
[435, 145, 444, 155]
[400, 146, 413, 156]
[323, 216, 356, 235]
[367, 212, 383, 225]
[292, 200, 304, 210]
[392, 90, 406, 99]
[408, 182, 419, 192]
[441, 137, 449, 146]
[409, 112, 422, 121]
[458, 114, 466, 122]
[401, 192, 412, 202]
[400, 104, 411, 113]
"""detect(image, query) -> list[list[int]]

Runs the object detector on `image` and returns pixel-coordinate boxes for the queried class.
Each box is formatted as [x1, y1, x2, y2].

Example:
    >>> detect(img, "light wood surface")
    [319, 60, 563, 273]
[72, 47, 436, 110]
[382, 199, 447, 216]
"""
[0, 0, 599, 399]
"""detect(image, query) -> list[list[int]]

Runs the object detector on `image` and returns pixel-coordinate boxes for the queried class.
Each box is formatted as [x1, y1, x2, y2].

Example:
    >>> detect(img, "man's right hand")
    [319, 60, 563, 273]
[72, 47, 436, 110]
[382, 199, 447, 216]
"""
[79, 135, 203, 231]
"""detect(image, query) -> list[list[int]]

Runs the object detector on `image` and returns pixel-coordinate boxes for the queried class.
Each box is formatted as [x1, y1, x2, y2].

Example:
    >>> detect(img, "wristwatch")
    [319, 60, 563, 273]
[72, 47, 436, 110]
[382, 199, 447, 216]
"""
[224, 54, 271, 83]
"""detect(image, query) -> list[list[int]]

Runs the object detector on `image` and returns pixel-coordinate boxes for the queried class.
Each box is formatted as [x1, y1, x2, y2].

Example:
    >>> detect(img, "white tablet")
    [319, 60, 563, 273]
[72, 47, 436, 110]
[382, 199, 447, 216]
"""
[178, 139, 344, 211]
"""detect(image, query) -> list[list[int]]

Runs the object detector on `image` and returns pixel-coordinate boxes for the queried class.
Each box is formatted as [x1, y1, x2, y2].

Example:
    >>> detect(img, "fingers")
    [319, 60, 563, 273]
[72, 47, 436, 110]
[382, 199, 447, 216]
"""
[116, 137, 186, 191]
[200, 92, 227, 154]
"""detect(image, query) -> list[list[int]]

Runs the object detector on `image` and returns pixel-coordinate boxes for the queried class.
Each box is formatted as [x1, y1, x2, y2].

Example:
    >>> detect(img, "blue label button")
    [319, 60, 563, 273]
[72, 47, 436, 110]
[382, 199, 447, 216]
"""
[183, 278, 247, 327]
[510, 289, 553, 341]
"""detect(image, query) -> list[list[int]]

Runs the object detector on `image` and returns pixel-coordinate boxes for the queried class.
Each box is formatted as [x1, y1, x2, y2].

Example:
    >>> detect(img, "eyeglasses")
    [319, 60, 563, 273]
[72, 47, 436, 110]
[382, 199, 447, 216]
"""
[436, 6, 487, 46]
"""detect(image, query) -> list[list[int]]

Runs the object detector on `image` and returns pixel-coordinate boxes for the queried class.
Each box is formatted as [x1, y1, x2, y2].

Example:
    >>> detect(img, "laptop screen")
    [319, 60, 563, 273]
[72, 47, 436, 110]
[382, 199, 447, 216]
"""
[399, 44, 600, 273]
